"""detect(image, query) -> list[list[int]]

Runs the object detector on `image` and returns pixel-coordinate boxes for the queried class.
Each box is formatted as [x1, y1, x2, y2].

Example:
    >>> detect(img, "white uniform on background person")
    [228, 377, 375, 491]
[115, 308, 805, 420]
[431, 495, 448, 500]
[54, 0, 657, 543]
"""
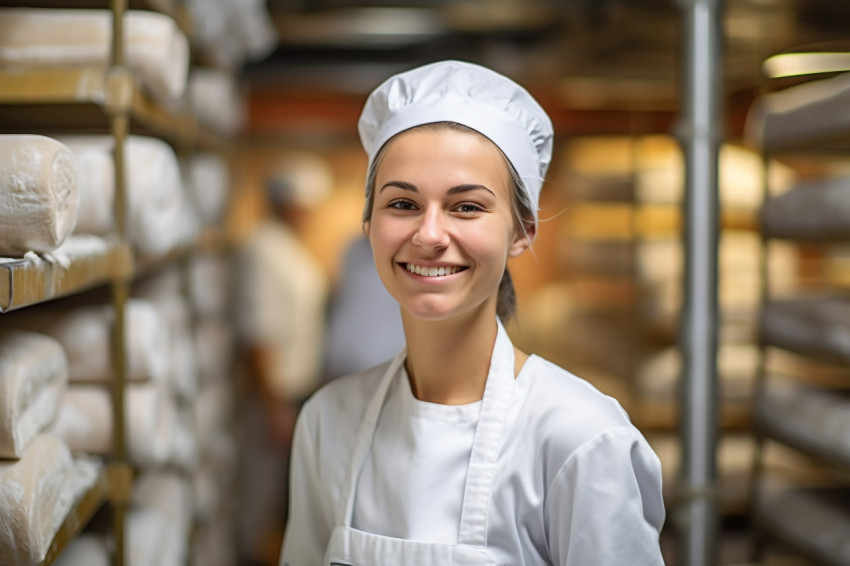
[280, 60, 665, 566]
[322, 235, 405, 381]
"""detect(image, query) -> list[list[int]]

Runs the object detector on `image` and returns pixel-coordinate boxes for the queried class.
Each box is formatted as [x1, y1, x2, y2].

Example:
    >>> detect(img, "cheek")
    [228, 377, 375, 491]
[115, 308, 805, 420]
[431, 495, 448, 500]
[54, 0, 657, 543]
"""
[368, 217, 406, 256]
[463, 222, 513, 266]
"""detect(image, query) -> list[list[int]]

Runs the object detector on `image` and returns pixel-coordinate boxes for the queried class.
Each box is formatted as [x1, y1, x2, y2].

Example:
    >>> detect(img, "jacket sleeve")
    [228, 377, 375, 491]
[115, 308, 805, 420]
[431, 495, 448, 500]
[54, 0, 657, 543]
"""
[545, 426, 666, 566]
[279, 409, 335, 566]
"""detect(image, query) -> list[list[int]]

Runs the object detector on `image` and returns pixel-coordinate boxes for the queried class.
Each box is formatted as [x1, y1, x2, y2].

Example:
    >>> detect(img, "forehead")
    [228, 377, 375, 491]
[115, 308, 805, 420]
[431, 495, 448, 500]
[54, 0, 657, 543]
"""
[376, 127, 511, 188]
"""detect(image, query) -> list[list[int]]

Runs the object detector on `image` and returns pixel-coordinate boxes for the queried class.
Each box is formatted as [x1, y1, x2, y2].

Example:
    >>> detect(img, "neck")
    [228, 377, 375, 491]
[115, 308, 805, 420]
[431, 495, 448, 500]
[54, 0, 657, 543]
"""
[401, 308, 499, 405]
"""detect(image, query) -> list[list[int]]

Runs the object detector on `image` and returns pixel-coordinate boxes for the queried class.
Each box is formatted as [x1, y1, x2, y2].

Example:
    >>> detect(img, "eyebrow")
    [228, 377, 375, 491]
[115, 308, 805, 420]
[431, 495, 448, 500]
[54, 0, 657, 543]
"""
[379, 181, 496, 197]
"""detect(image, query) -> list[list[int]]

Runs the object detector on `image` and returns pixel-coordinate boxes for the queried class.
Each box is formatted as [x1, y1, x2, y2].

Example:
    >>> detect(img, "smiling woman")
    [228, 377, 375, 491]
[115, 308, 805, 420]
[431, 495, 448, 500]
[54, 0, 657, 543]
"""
[280, 60, 666, 566]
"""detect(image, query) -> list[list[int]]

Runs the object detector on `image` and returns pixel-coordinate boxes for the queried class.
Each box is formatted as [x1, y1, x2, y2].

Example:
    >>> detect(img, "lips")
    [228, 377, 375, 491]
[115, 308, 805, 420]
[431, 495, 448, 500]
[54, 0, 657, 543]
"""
[402, 263, 467, 277]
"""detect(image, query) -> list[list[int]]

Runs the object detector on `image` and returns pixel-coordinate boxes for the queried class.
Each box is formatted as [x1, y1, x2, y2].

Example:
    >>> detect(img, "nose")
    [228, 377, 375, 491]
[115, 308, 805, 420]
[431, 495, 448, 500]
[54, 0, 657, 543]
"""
[412, 207, 450, 249]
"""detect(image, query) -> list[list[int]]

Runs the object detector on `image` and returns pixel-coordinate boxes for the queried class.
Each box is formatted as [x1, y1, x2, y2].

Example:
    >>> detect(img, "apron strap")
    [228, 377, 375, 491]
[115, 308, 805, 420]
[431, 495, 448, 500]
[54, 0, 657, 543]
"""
[457, 320, 514, 547]
[337, 350, 407, 526]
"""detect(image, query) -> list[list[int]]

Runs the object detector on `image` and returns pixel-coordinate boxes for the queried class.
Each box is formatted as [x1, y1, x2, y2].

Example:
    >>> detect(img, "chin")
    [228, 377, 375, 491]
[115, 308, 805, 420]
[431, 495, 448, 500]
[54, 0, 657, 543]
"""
[401, 295, 493, 324]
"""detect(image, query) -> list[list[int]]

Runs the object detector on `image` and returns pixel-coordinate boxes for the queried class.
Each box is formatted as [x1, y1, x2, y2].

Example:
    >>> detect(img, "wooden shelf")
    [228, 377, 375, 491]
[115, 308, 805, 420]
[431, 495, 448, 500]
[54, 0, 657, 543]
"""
[0, 67, 225, 150]
[0, 236, 131, 313]
[133, 227, 228, 277]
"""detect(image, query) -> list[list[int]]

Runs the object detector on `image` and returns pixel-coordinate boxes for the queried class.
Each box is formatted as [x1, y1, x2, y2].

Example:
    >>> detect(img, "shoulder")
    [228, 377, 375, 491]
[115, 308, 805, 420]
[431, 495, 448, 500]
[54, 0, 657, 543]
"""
[514, 355, 649, 477]
[520, 355, 633, 433]
[298, 358, 393, 446]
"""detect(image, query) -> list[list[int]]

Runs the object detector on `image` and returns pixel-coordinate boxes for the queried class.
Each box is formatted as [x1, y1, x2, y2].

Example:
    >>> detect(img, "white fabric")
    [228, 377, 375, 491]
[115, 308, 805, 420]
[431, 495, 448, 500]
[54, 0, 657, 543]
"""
[52, 534, 109, 566]
[282, 323, 665, 566]
[194, 318, 233, 383]
[0, 135, 78, 255]
[168, 406, 199, 472]
[134, 270, 199, 399]
[133, 471, 194, 548]
[358, 60, 553, 224]
[189, 252, 231, 318]
[0, 434, 101, 566]
[44, 299, 170, 383]
[240, 221, 327, 399]
[48, 383, 177, 468]
[128, 508, 184, 566]
[186, 0, 276, 69]
[60, 135, 196, 257]
[195, 379, 235, 442]
[189, 152, 231, 225]
[189, 69, 245, 137]
[0, 8, 188, 103]
[0, 331, 68, 458]
[169, 327, 199, 401]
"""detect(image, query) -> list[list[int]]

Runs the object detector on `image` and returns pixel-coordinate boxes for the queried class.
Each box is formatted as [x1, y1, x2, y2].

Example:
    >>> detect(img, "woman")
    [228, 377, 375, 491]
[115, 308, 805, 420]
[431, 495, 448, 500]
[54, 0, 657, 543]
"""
[280, 60, 665, 566]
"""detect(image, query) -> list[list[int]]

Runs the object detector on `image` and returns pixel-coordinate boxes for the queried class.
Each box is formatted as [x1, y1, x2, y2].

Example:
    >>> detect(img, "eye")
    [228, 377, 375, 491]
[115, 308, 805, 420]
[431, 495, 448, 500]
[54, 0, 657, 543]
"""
[455, 202, 485, 214]
[388, 199, 417, 211]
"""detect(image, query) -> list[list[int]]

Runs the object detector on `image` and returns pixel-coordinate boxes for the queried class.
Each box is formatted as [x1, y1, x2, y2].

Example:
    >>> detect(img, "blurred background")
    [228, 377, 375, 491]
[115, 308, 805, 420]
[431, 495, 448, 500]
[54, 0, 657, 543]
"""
[1, 1, 849, 566]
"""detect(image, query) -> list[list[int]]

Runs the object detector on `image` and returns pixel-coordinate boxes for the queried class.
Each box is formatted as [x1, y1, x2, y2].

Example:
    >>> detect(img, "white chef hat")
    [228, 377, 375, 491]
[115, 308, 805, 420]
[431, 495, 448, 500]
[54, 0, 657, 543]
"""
[358, 60, 554, 223]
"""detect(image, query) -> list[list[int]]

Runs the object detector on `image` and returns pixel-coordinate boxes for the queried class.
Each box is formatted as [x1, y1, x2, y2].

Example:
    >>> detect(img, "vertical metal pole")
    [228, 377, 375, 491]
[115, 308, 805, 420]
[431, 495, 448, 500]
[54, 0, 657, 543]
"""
[677, 0, 723, 565]
[110, 2, 128, 566]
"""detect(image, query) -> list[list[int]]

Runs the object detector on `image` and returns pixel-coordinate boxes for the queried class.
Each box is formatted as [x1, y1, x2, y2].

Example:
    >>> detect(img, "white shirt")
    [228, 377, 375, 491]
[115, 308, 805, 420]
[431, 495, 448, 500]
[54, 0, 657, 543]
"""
[239, 221, 327, 399]
[282, 352, 665, 566]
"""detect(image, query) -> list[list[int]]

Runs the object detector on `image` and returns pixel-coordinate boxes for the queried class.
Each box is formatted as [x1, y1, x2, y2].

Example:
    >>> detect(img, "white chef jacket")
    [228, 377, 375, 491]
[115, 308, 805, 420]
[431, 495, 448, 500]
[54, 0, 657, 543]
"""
[239, 221, 328, 400]
[281, 335, 665, 566]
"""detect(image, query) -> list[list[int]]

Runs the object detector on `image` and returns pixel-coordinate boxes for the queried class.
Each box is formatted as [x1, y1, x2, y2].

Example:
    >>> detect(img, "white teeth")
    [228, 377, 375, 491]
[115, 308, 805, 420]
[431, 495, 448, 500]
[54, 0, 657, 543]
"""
[405, 264, 460, 277]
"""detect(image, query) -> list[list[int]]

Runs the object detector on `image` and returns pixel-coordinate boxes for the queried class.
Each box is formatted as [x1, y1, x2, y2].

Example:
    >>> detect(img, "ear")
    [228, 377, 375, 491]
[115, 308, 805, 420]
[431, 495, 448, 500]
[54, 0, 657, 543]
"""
[508, 222, 536, 258]
[362, 220, 371, 238]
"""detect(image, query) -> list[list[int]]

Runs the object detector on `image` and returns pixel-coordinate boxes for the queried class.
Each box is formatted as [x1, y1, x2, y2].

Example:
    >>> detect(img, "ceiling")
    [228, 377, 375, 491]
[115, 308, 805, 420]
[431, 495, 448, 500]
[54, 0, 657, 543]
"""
[242, 0, 850, 139]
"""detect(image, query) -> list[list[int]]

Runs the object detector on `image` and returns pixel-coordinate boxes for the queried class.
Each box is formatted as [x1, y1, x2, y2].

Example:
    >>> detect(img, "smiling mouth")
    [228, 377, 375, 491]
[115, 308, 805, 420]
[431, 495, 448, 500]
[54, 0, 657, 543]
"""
[403, 263, 467, 277]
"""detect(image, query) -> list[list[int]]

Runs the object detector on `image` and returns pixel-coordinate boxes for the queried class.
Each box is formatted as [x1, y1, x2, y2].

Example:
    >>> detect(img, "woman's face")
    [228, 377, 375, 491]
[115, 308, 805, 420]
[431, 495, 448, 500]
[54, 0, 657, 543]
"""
[365, 127, 532, 322]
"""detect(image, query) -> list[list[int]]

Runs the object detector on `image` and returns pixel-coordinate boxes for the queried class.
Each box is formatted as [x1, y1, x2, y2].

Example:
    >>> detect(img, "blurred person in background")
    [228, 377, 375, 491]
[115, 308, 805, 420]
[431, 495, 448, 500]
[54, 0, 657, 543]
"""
[322, 234, 404, 382]
[238, 153, 332, 565]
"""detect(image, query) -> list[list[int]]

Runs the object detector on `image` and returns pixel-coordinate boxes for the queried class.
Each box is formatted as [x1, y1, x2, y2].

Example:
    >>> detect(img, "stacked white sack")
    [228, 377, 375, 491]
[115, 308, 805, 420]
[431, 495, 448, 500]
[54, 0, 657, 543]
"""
[60, 135, 197, 257]
[0, 331, 68, 458]
[186, 0, 276, 69]
[189, 152, 231, 225]
[189, 252, 233, 319]
[194, 319, 234, 382]
[135, 270, 199, 400]
[0, 434, 101, 566]
[128, 507, 182, 566]
[0, 8, 188, 104]
[189, 70, 245, 138]
[169, 407, 199, 472]
[48, 382, 177, 468]
[52, 534, 109, 566]
[44, 300, 170, 384]
[133, 471, 194, 559]
[0, 135, 78, 256]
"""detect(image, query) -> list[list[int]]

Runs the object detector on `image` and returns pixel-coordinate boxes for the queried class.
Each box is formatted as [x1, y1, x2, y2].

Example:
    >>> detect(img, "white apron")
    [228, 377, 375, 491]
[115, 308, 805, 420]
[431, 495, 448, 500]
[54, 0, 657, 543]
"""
[323, 321, 516, 566]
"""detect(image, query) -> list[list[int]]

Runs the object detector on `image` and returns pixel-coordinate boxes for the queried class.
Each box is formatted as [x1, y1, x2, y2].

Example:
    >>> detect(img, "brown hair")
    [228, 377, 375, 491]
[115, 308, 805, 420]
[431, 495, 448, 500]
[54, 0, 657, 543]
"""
[363, 122, 535, 322]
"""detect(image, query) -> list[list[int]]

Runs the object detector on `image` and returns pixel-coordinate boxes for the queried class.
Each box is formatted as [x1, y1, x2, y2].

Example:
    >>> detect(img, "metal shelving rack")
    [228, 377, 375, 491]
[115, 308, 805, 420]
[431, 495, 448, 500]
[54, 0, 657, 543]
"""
[749, 58, 850, 565]
[0, 1, 231, 564]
